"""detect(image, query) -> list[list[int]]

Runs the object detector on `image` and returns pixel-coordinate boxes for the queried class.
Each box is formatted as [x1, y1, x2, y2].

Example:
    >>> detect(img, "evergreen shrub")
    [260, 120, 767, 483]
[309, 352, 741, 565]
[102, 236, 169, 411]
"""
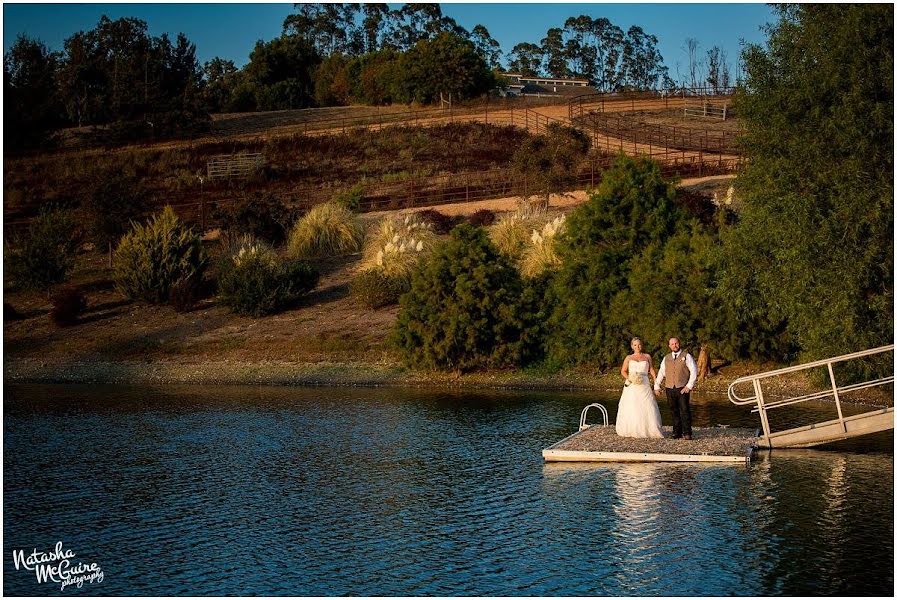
[392, 224, 536, 371]
[6, 206, 80, 290]
[114, 207, 207, 304]
[351, 268, 410, 309]
[215, 192, 292, 246]
[217, 239, 319, 317]
[545, 155, 687, 367]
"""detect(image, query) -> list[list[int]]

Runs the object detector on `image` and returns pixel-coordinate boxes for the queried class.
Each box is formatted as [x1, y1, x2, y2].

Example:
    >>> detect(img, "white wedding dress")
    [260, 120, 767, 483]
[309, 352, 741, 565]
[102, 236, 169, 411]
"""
[615, 360, 664, 438]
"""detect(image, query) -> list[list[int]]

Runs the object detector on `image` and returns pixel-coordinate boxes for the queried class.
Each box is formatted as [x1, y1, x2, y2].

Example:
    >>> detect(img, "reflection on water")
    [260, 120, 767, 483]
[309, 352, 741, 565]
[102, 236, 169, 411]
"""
[3, 384, 893, 595]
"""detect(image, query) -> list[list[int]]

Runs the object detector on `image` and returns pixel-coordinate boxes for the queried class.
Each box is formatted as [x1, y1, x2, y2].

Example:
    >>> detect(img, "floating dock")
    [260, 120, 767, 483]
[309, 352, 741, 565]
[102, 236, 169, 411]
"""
[542, 425, 757, 464]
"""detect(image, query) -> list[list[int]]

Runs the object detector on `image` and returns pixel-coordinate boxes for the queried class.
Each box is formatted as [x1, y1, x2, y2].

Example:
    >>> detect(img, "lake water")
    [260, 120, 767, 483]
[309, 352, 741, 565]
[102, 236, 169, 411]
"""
[4, 384, 893, 595]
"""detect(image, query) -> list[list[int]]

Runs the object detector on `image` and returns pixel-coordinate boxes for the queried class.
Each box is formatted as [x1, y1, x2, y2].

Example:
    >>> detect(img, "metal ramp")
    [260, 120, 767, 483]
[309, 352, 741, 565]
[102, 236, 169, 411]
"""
[728, 345, 894, 448]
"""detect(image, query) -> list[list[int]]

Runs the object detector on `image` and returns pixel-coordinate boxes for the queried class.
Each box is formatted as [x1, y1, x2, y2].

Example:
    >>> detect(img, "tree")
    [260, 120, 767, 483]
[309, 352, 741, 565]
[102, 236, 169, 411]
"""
[387, 4, 444, 50]
[508, 42, 544, 76]
[722, 4, 893, 366]
[470, 24, 502, 70]
[685, 37, 701, 89]
[243, 35, 320, 109]
[361, 4, 390, 52]
[596, 20, 625, 91]
[4, 35, 62, 147]
[545, 155, 686, 367]
[511, 123, 591, 208]
[314, 53, 352, 106]
[397, 32, 494, 104]
[202, 57, 238, 112]
[620, 26, 668, 90]
[563, 15, 598, 81]
[706, 45, 723, 93]
[540, 27, 568, 77]
[283, 4, 362, 55]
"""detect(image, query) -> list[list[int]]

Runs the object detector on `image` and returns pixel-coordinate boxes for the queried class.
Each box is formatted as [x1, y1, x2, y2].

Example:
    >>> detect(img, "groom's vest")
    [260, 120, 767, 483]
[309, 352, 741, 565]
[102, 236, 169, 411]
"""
[663, 353, 690, 388]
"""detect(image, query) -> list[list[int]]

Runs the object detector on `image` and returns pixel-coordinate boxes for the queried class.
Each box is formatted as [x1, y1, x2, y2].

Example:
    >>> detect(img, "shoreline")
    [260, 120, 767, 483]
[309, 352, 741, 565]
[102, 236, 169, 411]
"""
[4, 357, 731, 392]
[7, 358, 887, 407]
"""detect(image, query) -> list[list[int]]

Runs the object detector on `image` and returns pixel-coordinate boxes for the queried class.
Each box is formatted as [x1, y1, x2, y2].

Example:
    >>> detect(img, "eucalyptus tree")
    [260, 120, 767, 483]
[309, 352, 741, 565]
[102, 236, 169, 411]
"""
[595, 19, 625, 91]
[563, 15, 598, 80]
[508, 43, 544, 76]
[620, 26, 668, 90]
[470, 24, 503, 70]
[540, 27, 569, 77]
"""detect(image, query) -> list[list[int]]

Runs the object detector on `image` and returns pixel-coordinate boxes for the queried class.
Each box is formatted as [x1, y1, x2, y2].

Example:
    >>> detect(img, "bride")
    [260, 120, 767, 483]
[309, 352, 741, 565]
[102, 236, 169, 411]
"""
[615, 337, 665, 438]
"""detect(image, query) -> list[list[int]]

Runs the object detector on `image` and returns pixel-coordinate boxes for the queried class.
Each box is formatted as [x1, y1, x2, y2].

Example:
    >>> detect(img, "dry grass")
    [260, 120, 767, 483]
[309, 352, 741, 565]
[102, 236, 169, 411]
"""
[288, 202, 365, 259]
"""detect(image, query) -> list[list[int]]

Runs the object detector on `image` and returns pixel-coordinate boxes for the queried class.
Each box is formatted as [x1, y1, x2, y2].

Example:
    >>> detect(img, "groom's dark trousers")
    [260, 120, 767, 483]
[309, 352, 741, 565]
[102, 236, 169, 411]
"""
[665, 386, 692, 438]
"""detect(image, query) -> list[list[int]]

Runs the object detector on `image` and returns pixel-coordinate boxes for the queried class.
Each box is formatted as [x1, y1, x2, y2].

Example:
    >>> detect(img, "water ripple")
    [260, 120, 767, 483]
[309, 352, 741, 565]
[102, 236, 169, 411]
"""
[4, 384, 892, 595]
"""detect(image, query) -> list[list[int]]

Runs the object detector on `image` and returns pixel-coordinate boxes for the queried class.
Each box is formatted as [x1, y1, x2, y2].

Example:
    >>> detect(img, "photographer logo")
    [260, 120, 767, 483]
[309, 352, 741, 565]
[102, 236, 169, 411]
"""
[12, 541, 104, 591]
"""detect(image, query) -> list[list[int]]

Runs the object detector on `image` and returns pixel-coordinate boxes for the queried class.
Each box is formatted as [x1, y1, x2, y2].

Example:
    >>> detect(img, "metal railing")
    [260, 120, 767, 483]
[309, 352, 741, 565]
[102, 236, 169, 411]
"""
[579, 403, 609, 431]
[728, 345, 895, 444]
[206, 152, 265, 180]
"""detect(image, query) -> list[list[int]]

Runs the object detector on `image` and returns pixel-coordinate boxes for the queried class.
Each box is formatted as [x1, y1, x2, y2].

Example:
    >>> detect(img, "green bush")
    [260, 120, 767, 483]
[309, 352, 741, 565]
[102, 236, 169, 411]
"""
[215, 192, 292, 246]
[81, 172, 146, 258]
[217, 239, 319, 317]
[5, 206, 80, 290]
[114, 207, 207, 304]
[332, 182, 365, 212]
[392, 224, 534, 371]
[351, 268, 410, 309]
[545, 155, 687, 367]
[288, 201, 364, 259]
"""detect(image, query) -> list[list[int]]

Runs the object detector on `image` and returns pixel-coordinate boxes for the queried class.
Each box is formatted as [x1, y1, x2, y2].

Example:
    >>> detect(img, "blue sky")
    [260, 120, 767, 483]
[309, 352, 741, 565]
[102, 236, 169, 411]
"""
[3, 3, 776, 82]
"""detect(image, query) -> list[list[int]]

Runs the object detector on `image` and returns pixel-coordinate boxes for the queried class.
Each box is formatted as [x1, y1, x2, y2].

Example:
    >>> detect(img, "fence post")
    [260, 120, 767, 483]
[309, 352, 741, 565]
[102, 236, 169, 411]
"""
[466, 172, 470, 202]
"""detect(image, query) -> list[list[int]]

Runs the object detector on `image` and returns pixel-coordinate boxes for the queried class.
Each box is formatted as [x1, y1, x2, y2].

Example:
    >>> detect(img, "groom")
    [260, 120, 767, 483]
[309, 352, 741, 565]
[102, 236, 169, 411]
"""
[654, 337, 698, 440]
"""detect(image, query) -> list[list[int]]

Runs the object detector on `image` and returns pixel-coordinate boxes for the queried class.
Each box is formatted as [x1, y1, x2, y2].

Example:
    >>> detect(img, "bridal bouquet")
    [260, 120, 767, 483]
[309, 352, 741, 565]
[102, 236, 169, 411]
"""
[627, 371, 645, 386]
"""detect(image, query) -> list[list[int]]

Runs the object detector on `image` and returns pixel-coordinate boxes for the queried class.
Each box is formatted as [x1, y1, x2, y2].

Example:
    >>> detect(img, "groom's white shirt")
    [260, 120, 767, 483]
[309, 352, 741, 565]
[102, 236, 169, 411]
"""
[654, 351, 698, 392]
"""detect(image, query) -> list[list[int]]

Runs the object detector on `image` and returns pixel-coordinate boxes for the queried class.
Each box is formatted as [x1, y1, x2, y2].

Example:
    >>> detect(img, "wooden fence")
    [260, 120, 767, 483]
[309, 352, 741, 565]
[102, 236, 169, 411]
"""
[99, 153, 739, 233]
[5, 90, 742, 235]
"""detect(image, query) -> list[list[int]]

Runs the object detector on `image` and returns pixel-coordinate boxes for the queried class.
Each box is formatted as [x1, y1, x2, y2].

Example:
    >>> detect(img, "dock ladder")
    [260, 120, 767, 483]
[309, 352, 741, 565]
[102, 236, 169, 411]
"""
[728, 345, 894, 448]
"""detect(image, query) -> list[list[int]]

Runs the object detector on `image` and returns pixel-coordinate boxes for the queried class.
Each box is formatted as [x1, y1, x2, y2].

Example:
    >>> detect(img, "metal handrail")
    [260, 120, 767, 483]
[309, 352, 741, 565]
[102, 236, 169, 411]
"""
[580, 403, 609, 431]
[727, 345, 894, 445]
[728, 345, 894, 405]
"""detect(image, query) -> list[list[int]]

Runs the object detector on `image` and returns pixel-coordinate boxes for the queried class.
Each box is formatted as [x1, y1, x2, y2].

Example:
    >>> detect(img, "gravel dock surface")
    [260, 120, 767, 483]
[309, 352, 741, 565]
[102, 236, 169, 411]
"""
[552, 425, 757, 456]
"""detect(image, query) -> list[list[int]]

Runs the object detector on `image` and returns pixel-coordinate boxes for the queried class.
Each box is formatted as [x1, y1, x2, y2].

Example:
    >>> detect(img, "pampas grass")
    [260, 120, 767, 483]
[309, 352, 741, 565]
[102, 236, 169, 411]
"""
[288, 201, 364, 259]
[520, 215, 566, 278]
[361, 213, 437, 279]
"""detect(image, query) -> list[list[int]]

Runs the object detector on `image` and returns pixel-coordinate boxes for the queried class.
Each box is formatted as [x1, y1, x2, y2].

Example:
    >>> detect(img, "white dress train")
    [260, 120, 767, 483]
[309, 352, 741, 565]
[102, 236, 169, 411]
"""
[615, 360, 665, 438]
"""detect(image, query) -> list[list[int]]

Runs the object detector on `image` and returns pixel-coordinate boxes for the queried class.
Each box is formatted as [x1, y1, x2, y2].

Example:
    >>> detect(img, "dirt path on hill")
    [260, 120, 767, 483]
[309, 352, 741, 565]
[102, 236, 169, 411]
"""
[362, 174, 736, 220]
